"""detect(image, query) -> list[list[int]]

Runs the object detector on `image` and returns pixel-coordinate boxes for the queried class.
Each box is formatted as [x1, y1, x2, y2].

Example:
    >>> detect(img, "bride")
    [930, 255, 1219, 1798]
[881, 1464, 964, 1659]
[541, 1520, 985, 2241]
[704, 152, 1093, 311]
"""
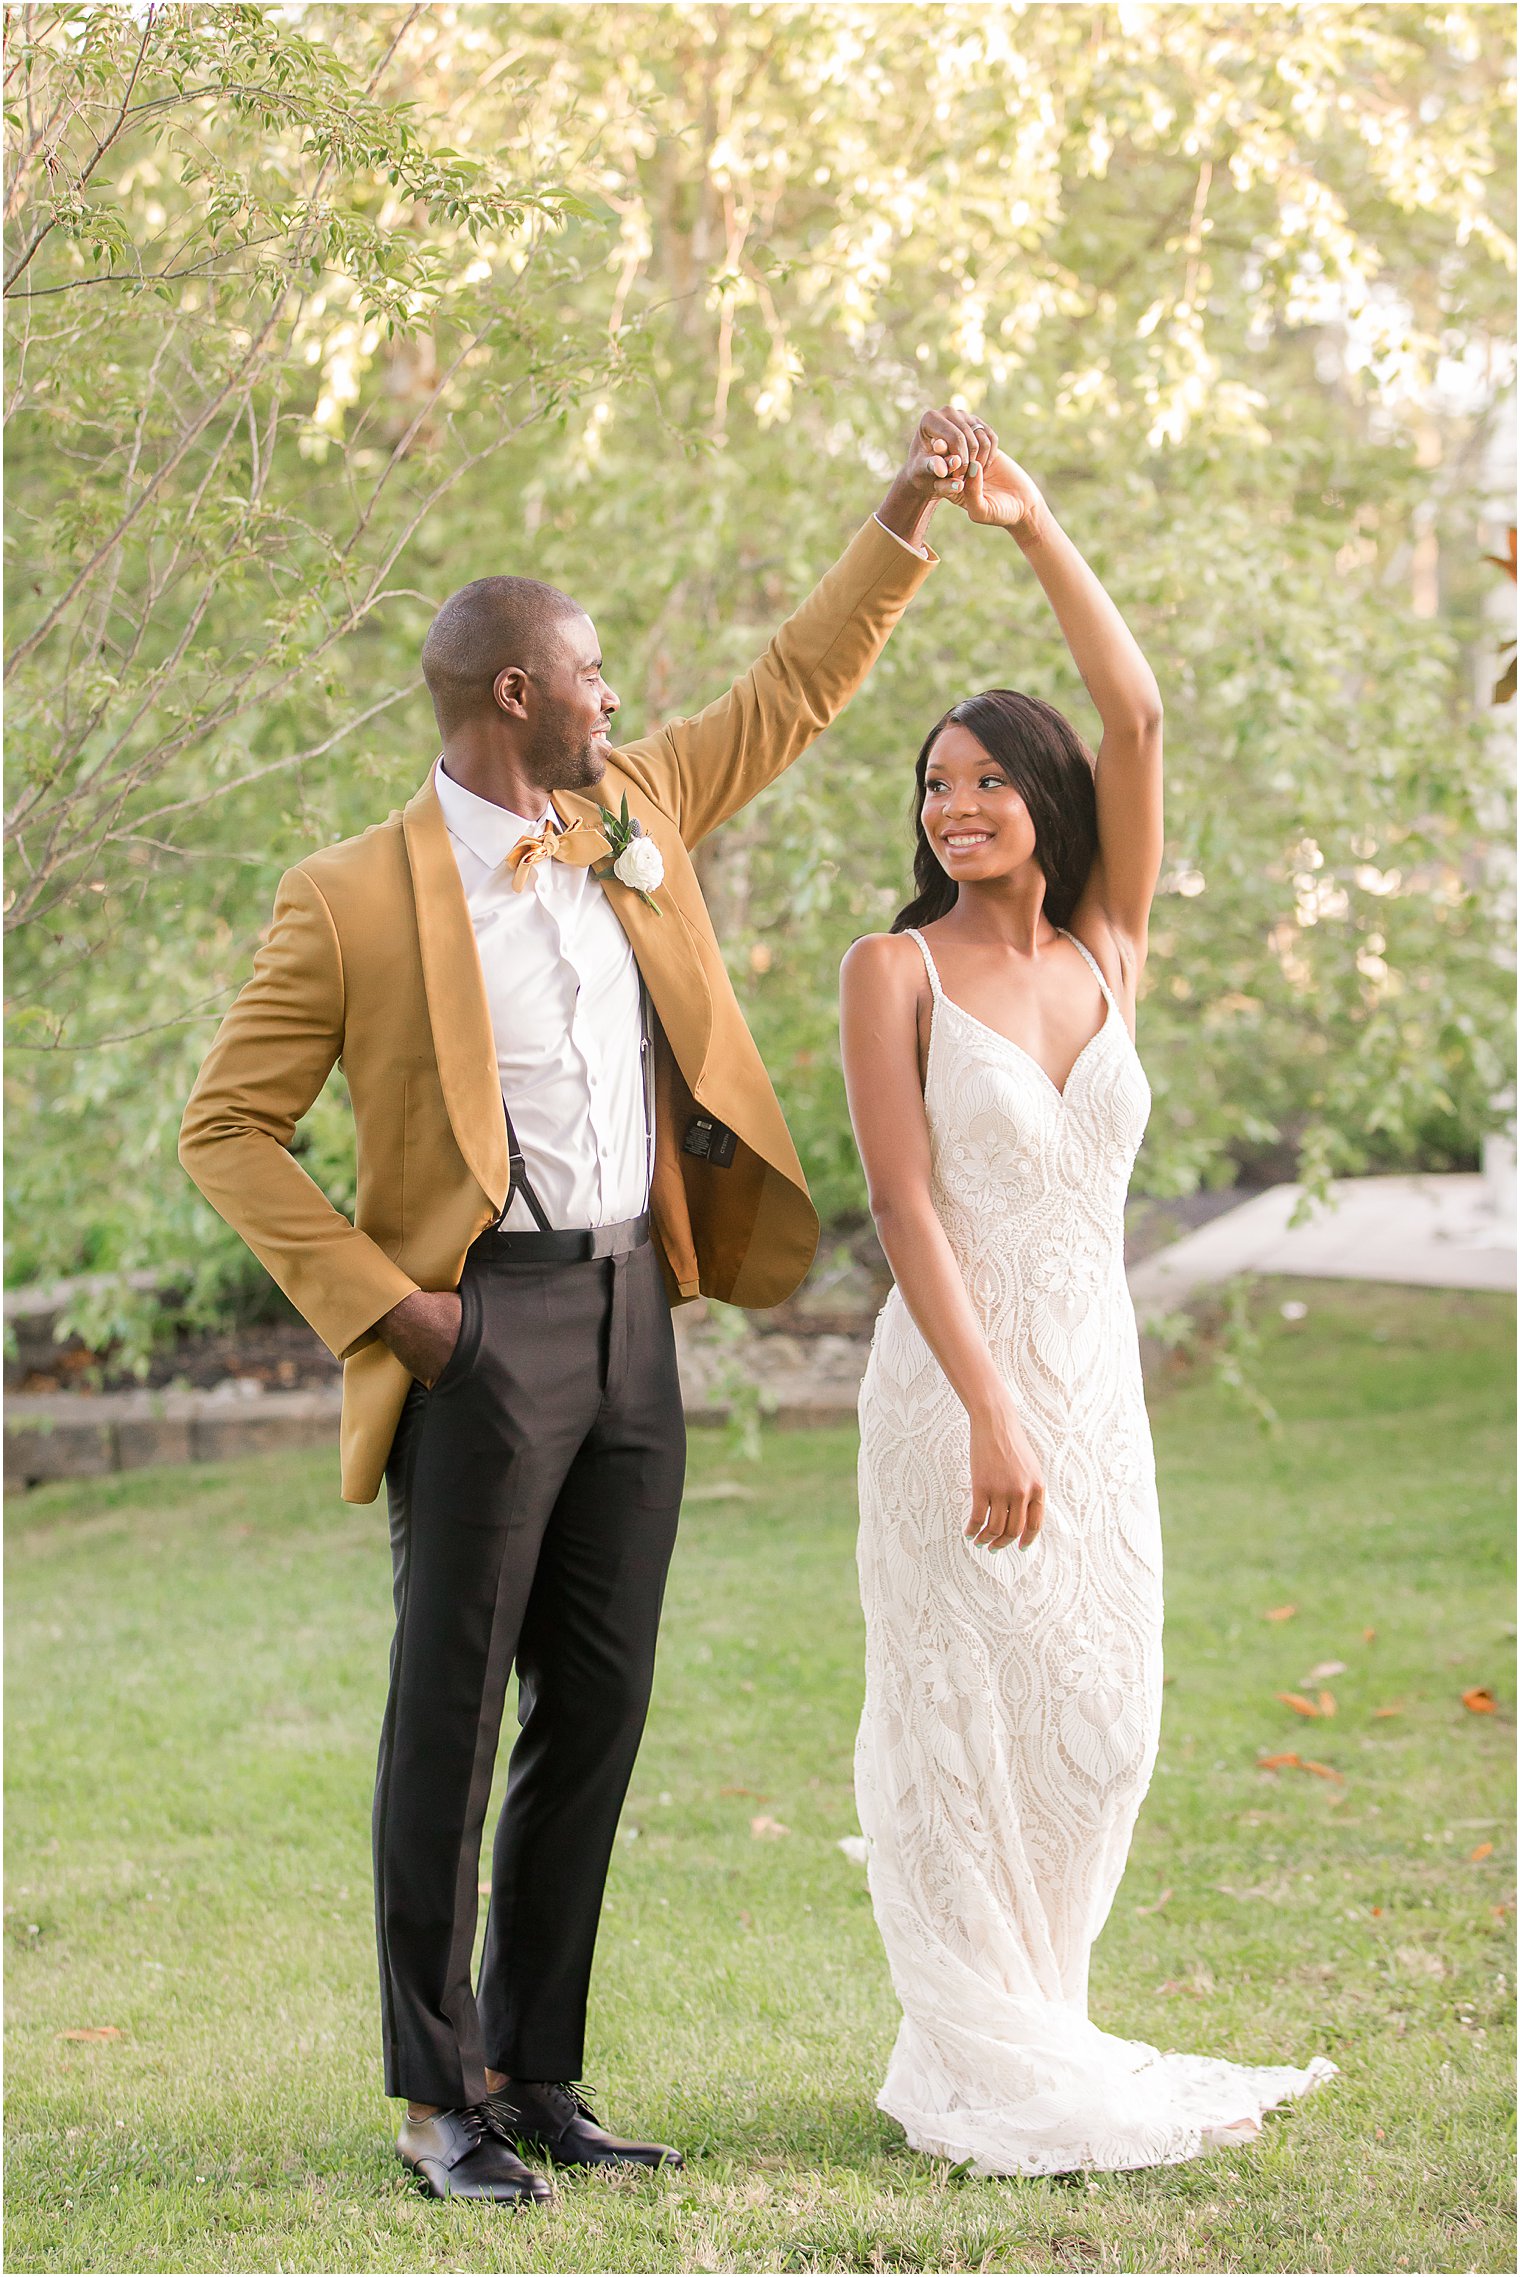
[839, 415, 1335, 2175]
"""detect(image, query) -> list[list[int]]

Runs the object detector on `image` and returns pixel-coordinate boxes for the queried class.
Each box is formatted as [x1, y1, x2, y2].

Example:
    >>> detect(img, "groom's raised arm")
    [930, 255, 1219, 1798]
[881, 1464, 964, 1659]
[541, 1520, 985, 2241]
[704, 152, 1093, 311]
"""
[615, 410, 978, 849]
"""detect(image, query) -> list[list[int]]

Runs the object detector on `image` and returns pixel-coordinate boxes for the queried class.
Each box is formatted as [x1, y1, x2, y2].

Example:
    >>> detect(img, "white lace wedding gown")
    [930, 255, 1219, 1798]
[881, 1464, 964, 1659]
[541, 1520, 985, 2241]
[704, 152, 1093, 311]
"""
[854, 925, 1335, 2176]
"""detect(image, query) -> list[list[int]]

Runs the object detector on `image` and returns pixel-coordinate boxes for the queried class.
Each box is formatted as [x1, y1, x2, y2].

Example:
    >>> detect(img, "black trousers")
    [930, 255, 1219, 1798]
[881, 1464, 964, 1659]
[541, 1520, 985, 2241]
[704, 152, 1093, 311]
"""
[373, 1235, 685, 2107]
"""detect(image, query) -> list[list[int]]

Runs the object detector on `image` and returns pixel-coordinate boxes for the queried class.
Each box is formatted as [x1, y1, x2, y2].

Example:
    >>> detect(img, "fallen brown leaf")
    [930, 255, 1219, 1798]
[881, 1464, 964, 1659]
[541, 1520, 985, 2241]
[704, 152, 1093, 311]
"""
[1134, 1888, 1173, 1915]
[58, 2027, 121, 2044]
[720, 1786, 772, 1800]
[1255, 1749, 1342, 1782]
[1462, 1687, 1498, 1715]
[1317, 1690, 1338, 1717]
[1372, 1704, 1403, 1718]
[1363, 1626, 1377, 1643]
[1264, 1605, 1298, 1623]
[1277, 1691, 1323, 1717]
[749, 1815, 790, 1840]
[1470, 1842, 1495, 1863]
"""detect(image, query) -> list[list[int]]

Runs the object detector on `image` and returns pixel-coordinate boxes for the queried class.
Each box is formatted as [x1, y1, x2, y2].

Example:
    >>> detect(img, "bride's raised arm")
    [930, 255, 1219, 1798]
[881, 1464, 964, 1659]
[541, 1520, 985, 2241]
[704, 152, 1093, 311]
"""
[958, 450, 1164, 989]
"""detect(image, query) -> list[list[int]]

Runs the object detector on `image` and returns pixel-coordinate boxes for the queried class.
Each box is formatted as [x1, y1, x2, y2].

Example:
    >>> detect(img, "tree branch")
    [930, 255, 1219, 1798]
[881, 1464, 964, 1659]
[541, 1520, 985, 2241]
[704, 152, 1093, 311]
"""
[3, 5, 157, 293]
[5, 232, 286, 297]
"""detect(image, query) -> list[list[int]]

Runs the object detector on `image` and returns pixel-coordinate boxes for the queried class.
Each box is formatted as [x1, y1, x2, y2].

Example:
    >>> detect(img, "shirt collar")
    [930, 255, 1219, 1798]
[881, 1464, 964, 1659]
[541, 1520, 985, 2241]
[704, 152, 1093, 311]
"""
[434, 758, 562, 872]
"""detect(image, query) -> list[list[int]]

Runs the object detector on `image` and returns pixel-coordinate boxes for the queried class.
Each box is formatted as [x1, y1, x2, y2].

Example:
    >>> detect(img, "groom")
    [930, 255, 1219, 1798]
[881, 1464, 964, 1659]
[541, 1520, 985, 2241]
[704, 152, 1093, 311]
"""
[179, 408, 979, 2202]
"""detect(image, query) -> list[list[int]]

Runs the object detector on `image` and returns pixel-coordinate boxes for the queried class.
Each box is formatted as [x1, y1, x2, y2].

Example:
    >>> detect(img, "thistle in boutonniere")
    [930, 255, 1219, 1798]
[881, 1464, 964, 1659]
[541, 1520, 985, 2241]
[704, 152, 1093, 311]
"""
[595, 793, 664, 913]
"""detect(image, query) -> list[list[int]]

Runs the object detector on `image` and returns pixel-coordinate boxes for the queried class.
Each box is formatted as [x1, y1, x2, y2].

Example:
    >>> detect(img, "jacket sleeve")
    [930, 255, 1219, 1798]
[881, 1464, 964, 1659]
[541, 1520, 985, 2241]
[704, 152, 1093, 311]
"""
[177, 864, 419, 1360]
[611, 513, 937, 850]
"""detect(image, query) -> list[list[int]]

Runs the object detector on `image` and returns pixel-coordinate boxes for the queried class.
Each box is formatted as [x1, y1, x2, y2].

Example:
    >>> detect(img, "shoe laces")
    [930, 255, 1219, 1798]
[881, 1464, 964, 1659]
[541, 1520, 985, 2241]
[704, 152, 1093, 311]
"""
[539, 2078, 600, 2125]
[455, 2100, 513, 2149]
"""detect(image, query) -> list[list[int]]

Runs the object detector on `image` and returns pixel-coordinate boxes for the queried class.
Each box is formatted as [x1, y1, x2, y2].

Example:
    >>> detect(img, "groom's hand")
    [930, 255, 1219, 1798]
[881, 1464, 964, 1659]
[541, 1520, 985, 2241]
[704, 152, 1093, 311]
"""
[875, 405, 1000, 550]
[378, 1288, 463, 1386]
[912, 405, 998, 492]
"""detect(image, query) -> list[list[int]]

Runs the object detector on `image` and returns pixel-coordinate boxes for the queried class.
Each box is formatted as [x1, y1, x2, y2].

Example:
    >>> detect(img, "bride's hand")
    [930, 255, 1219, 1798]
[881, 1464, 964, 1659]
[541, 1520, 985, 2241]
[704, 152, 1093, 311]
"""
[966, 1400, 1046, 1552]
[957, 449, 1048, 544]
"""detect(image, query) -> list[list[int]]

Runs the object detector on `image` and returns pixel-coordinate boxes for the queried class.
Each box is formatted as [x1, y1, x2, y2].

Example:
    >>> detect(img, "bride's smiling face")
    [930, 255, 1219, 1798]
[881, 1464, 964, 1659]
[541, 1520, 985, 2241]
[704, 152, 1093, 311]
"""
[922, 725, 1039, 884]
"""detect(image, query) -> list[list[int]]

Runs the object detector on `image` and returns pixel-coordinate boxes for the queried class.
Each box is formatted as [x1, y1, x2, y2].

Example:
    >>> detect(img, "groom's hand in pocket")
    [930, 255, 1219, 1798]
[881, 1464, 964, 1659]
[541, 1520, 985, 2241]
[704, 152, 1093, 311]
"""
[967, 1400, 1046, 1553]
[377, 1288, 463, 1387]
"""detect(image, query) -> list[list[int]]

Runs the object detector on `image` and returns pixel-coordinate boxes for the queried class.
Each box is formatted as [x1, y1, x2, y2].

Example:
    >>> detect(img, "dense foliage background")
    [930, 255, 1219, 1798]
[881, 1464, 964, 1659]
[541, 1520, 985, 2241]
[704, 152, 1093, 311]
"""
[4, 1, 1514, 1354]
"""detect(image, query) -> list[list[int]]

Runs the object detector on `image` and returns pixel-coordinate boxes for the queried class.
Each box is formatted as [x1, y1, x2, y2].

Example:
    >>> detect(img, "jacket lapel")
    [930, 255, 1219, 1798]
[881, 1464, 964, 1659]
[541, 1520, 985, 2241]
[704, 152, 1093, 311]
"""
[555, 779, 714, 1091]
[402, 769, 510, 1209]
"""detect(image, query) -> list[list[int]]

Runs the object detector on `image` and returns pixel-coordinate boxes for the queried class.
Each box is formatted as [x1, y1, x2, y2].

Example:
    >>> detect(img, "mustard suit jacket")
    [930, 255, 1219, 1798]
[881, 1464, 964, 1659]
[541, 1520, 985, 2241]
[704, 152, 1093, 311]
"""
[179, 514, 937, 1502]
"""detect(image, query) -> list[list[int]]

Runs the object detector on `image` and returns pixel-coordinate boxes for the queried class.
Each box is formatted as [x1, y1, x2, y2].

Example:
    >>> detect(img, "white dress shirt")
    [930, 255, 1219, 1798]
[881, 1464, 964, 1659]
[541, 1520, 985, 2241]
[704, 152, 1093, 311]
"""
[434, 761, 650, 1231]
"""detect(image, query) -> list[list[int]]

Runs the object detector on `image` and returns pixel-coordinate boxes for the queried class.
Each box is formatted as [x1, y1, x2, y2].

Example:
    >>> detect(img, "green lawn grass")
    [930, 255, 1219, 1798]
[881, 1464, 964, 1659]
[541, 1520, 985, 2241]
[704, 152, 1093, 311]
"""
[5, 1281, 1515, 2274]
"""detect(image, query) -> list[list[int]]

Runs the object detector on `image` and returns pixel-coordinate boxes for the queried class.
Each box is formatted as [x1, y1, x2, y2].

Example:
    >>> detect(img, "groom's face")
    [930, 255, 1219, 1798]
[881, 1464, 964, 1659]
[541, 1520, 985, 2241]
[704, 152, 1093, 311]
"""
[519, 614, 620, 794]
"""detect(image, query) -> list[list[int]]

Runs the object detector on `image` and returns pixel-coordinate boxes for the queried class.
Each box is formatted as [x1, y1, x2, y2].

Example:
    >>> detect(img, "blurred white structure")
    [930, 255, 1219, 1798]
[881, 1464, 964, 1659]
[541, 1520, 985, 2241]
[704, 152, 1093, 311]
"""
[1129, 1173, 1516, 1314]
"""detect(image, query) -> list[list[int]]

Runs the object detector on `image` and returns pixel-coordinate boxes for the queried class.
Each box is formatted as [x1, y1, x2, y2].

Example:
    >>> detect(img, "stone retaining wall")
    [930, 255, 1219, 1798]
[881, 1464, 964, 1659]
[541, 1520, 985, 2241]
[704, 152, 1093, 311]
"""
[4, 1373, 867, 1490]
[5, 1387, 344, 1487]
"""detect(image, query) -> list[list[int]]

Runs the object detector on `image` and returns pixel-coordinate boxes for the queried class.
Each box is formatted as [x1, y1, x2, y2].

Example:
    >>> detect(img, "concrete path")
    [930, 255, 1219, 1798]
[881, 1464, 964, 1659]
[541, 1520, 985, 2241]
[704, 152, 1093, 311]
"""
[1128, 1171, 1515, 1317]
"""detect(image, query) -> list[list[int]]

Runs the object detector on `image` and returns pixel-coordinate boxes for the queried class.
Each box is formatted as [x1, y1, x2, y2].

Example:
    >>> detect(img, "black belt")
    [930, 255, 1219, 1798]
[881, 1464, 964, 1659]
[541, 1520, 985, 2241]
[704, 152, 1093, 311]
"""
[473, 1211, 650, 1264]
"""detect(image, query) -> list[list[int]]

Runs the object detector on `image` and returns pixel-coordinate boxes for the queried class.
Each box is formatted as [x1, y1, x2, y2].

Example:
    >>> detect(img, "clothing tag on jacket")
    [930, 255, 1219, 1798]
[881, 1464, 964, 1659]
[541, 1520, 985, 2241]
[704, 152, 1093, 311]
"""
[682, 1113, 737, 1169]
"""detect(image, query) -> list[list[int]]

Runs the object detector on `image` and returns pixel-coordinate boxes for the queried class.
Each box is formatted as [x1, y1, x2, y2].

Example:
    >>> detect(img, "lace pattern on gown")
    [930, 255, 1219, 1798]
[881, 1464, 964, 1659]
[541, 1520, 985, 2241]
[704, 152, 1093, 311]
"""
[853, 925, 1336, 2175]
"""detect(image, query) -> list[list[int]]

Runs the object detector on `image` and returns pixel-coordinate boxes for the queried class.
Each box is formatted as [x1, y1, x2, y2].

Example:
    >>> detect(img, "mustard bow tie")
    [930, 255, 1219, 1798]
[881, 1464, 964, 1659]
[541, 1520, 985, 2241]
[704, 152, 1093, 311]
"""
[505, 816, 612, 892]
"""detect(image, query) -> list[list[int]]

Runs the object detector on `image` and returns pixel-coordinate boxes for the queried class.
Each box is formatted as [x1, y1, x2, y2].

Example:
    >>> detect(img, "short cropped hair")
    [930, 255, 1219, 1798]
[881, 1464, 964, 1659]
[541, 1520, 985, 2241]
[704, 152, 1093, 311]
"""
[421, 576, 585, 736]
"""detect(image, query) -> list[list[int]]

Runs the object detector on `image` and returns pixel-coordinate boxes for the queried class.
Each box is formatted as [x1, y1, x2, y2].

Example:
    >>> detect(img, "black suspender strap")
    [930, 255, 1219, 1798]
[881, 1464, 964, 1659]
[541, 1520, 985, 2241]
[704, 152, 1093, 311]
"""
[497, 1097, 554, 1233]
[638, 979, 655, 1203]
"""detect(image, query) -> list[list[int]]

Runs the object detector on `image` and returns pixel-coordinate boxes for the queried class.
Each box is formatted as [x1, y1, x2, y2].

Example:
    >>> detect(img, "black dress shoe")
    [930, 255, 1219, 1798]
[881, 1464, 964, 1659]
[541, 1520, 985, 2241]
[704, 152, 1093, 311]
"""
[396, 2103, 553, 2202]
[487, 2078, 683, 2171]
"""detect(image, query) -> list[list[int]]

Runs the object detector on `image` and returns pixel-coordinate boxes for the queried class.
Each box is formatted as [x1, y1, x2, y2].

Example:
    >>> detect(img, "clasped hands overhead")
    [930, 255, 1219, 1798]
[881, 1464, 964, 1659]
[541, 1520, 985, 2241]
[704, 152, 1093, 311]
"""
[904, 405, 1049, 544]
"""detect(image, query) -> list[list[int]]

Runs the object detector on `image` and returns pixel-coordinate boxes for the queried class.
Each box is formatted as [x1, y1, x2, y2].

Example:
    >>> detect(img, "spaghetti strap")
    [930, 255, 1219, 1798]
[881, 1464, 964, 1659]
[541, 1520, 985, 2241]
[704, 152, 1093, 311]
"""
[1059, 927, 1118, 1014]
[905, 926, 944, 1002]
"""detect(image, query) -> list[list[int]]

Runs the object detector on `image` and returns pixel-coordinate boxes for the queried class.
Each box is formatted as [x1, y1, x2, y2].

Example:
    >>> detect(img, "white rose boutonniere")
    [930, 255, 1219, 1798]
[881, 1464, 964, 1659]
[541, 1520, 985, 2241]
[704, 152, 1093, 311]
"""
[613, 836, 664, 896]
[595, 794, 664, 913]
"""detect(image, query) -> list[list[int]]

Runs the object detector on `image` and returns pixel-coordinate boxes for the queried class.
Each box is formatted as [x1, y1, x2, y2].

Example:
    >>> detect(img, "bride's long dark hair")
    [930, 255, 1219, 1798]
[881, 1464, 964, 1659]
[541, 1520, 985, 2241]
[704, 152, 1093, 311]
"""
[890, 689, 1100, 934]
